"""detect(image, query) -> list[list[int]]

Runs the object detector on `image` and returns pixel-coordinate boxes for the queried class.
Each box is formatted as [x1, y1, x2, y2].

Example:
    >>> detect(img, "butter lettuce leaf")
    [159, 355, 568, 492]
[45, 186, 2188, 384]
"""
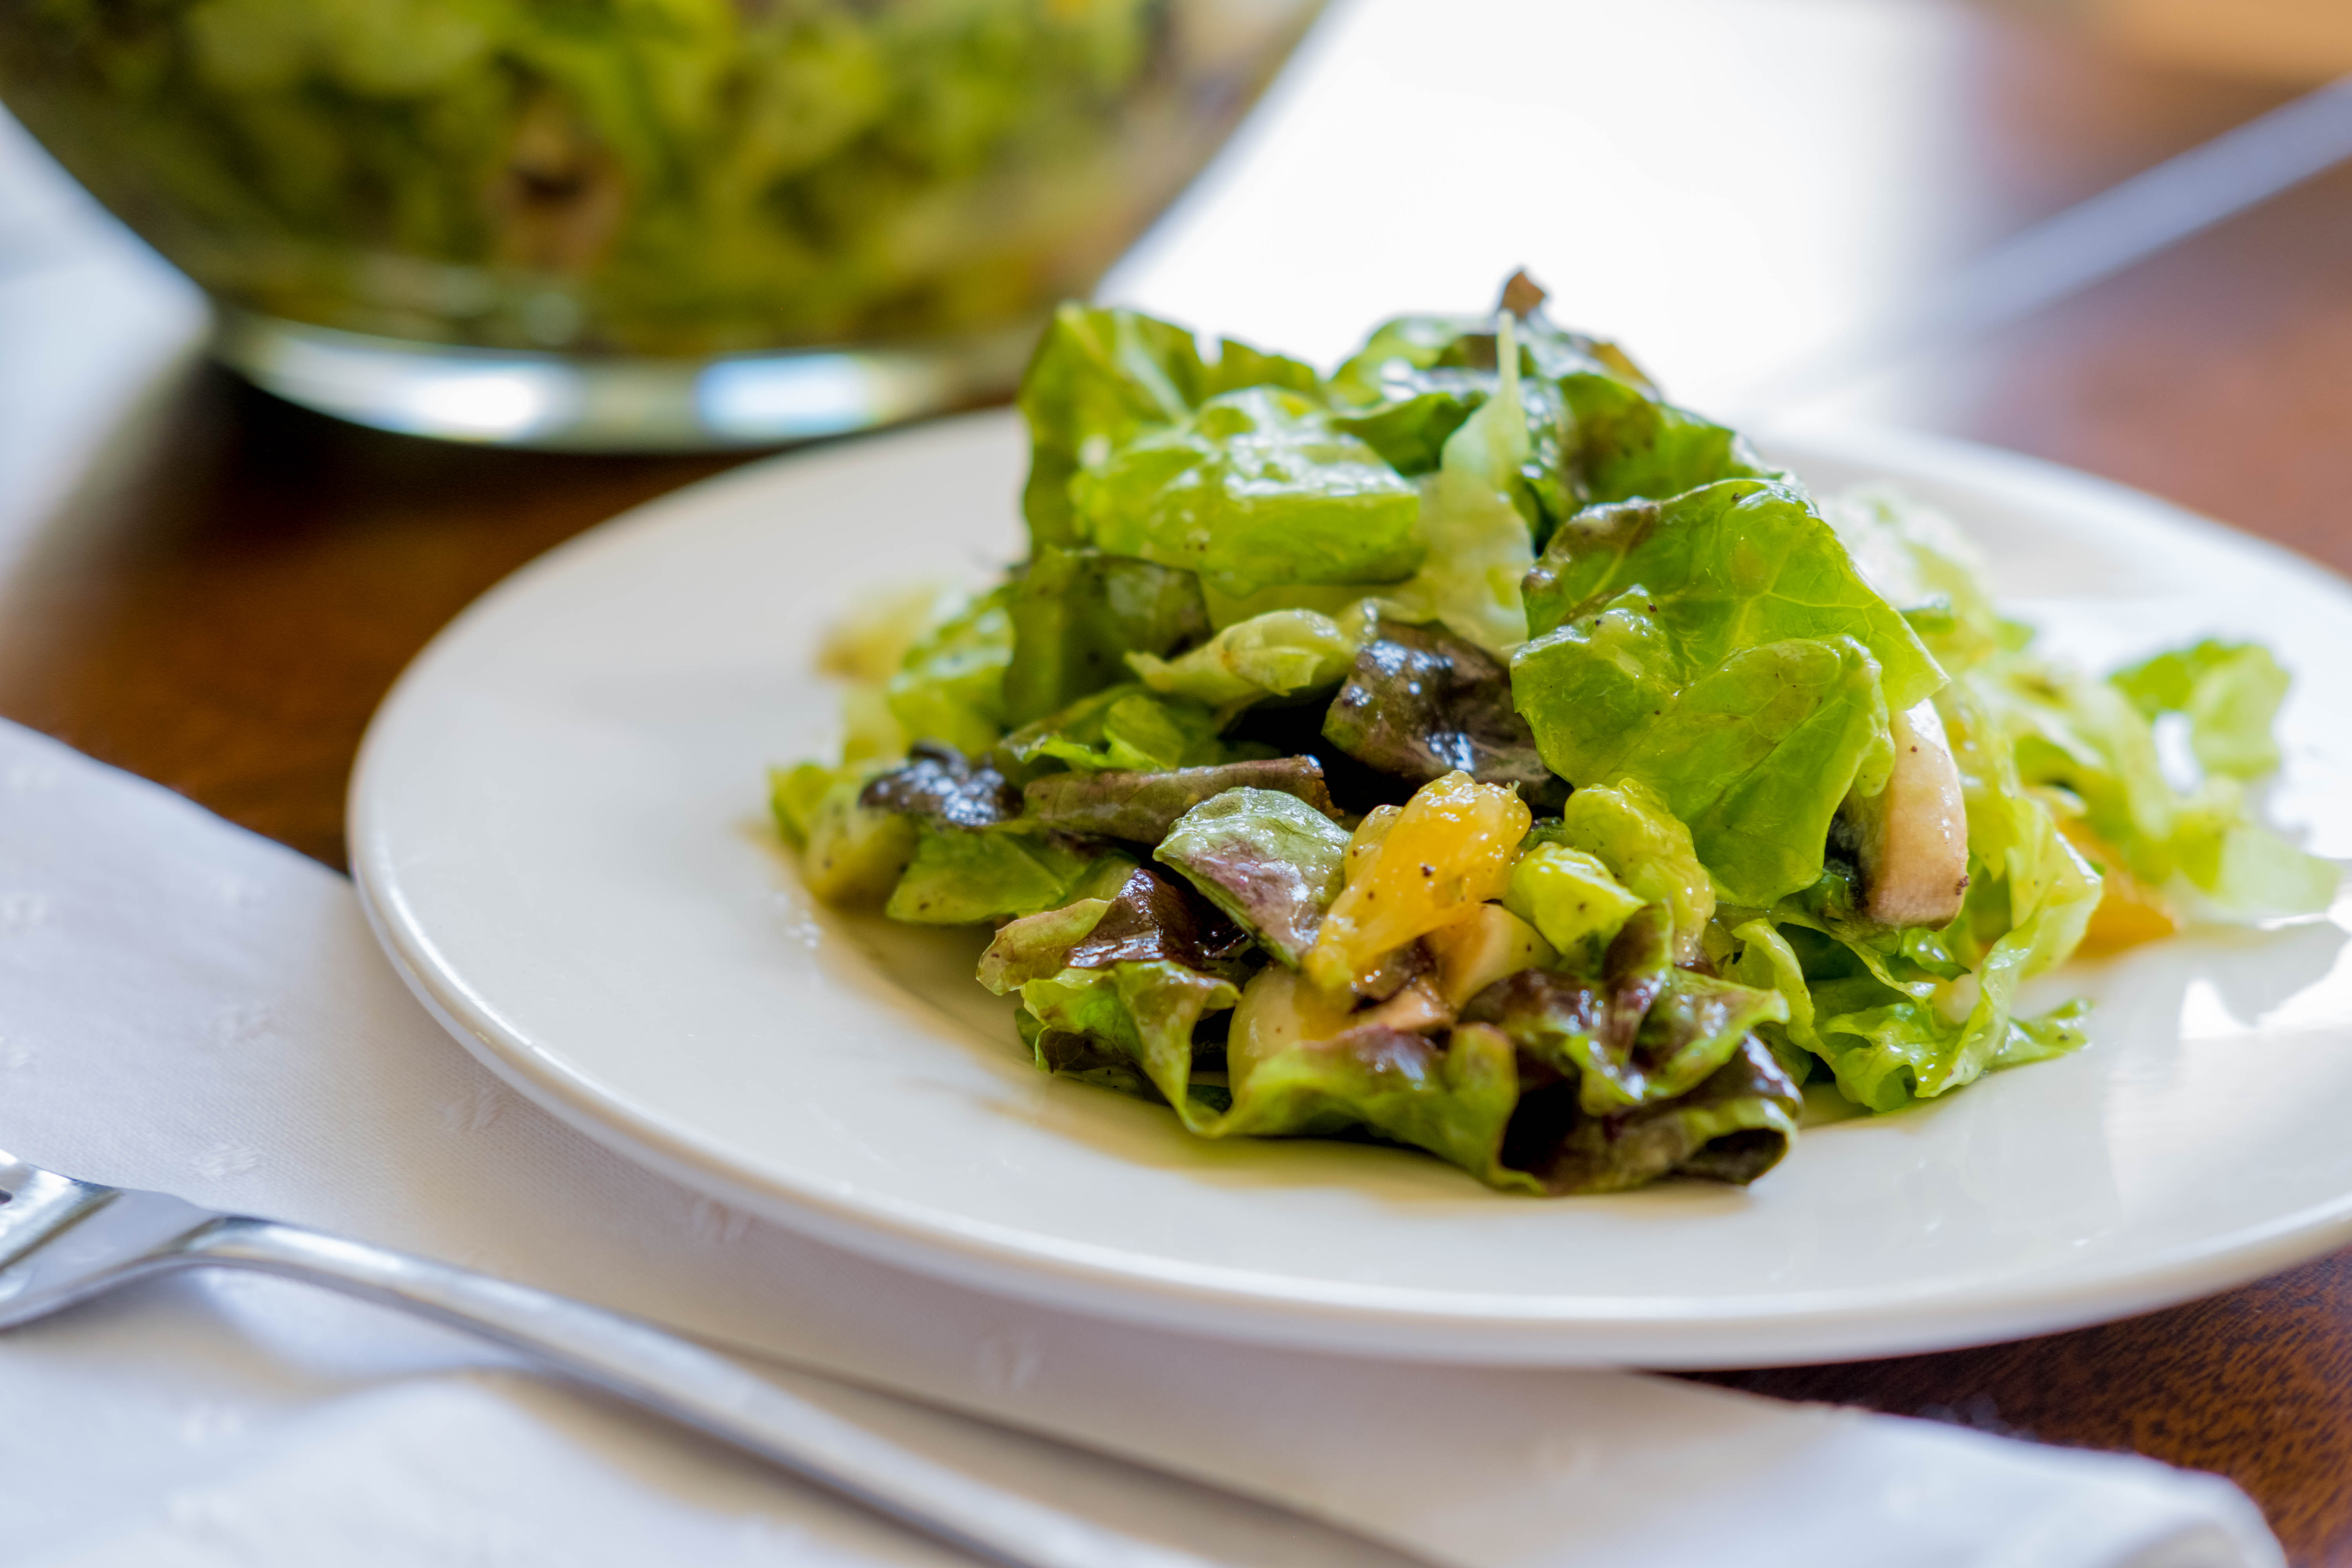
[1501, 1034, 1801, 1194]
[1556, 369, 1768, 506]
[1534, 779, 1716, 960]
[1127, 608, 1359, 718]
[1971, 645, 2334, 921]
[1071, 387, 1424, 598]
[884, 823, 1127, 926]
[1002, 546, 1208, 728]
[1519, 477, 1944, 709]
[1021, 960, 1240, 1115]
[1512, 476, 1945, 904]
[886, 584, 1013, 757]
[1516, 628, 1893, 906]
[999, 683, 1254, 775]
[1722, 672, 2104, 1111]
[1017, 305, 1322, 554]
[1466, 903, 1788, 1114]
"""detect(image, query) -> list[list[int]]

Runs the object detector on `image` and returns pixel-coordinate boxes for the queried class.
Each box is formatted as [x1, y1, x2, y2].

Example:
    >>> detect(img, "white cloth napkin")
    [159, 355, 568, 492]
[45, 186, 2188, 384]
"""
[0, 719, 2281, 1568]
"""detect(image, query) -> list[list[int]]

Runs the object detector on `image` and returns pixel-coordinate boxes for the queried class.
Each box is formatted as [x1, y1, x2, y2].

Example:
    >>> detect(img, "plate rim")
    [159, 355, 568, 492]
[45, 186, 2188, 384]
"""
[349, 410, 2352, 1367]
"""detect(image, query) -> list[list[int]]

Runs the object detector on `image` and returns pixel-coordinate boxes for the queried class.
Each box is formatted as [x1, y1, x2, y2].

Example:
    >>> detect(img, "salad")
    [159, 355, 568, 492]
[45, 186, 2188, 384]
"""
[0, 0, 1314, 354]
[773, 276, 2337, 1196]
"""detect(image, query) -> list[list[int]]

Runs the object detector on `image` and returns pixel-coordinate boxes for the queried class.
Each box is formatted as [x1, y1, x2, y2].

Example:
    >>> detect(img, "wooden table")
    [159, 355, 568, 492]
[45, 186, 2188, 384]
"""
[4, 6, 2350, 1561]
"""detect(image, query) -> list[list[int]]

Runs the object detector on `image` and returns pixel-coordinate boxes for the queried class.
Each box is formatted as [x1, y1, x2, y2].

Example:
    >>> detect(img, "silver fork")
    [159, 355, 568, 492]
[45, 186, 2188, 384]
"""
[0, 1148, 1227, 1568]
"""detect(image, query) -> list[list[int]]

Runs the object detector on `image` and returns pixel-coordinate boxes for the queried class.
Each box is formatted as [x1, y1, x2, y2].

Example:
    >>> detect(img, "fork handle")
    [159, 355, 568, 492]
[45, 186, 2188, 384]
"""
[177, 1216, 1220, 1568]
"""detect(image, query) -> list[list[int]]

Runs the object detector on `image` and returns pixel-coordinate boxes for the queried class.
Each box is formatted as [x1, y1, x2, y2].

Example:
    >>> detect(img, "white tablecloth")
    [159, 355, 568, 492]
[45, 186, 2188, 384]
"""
[0, 720, 2283, 1567]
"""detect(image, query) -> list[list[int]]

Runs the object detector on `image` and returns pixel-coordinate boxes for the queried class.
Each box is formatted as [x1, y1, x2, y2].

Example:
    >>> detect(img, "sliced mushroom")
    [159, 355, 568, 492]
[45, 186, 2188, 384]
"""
[1843, 699, 1970, 928]
[1354, 977, 1455, 1035]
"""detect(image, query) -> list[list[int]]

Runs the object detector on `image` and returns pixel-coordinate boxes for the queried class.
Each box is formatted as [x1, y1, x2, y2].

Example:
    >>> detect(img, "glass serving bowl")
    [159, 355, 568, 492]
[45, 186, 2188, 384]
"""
[0, 0, 1323, 449]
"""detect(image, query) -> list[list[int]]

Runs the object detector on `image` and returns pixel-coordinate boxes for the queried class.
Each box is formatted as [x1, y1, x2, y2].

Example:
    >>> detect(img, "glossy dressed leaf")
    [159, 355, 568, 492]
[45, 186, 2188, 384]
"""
[998, 683, 1250, 776]
[2111, 639, 2288, 781]
[1516, 628, 1894, 907]
[1465, 904, 1787, 1115]
[1021, 959, 1241, 1113]
[979, 867, 1250, 996]
[885, 584, 1013, 756]
[1555, 370, 1766, 506]
[1968, 646, 2334, 922]
[1330, 380, 1483, 477]
[1071, 388, 1425, 598]
[1724, 787, 2099, 1115]
[1127, 609, 1359, 718]
[1824, 485, 2003, 677]
[1207, 968, 1532, 1187]
[1024, 756, 1338, 844]
[1500, 1035, 1801, 1195]
[1534, 780, 1716, 961]
[980, 864, 1249, 994]
[1156, 788, 1352, 966]
[772, 759, 916, 906]
[1322, 619, 1555, 801]
[1503, 844, 1644, 958]
[883, 823, 1125, 926]
[1001, 546, 1209, 728]
[857, 742, 1021, 829]
[1016, 305, 1208, 553]
[1518, 477, 1944, 712]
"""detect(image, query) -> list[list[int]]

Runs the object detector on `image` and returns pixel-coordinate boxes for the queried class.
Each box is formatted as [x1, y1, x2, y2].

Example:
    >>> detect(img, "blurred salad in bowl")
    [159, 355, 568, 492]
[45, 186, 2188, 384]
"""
[0, 0, 1321, 444]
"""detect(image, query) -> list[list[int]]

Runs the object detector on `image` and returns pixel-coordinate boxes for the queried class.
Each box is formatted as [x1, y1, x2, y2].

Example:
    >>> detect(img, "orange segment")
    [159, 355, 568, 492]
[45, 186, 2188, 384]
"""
[2060, 819, 2178, 955]
[1304, 772, 1531, 992]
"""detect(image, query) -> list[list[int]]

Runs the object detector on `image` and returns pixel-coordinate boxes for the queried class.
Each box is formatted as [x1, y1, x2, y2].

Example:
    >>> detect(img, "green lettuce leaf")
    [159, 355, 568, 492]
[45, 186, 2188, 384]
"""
[1070, 387, 1425, 598]
[1512, 477, 1946, 904]
[1213, 967, 1528, 1179]
[1969, 645, 2335, 920]
[1016, 303, 1324, 554]
[1001, 546, 1208, 728]
[1516, 628, 1894, 906]
[980, 865, 1249, 994]
[1017, 305, 1202, 553]
[1504, 844, 1645, 958]
[1721, 673, 2105, 1110]
[2112, 639, 2287, 781]
[884, 822, 1127, 925]
[1126, 608, 1359, 718]
[1822, 485, 2004, 676]
[1533, 779, 1716, 960]
[1021, 960, 1240, 1114]
[1328, 312, 1575, 539]
[999, 684, 1253, 775]
[1517, 478, 1944, 709]
[771, 759, 917, 906]
[1555, 370, 1768, 506]
[885, 584, 1013, 757]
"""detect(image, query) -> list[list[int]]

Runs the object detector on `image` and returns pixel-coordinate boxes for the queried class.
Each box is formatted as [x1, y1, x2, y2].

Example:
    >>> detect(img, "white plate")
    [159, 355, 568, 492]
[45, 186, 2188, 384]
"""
[350, 412, 2352, 1368]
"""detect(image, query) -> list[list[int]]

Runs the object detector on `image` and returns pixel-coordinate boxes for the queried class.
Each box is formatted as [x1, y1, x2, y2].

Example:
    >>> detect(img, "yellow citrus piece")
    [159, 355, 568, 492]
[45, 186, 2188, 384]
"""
[1304, 771, 1531, 992]
[2060, 819, 2177, 955]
